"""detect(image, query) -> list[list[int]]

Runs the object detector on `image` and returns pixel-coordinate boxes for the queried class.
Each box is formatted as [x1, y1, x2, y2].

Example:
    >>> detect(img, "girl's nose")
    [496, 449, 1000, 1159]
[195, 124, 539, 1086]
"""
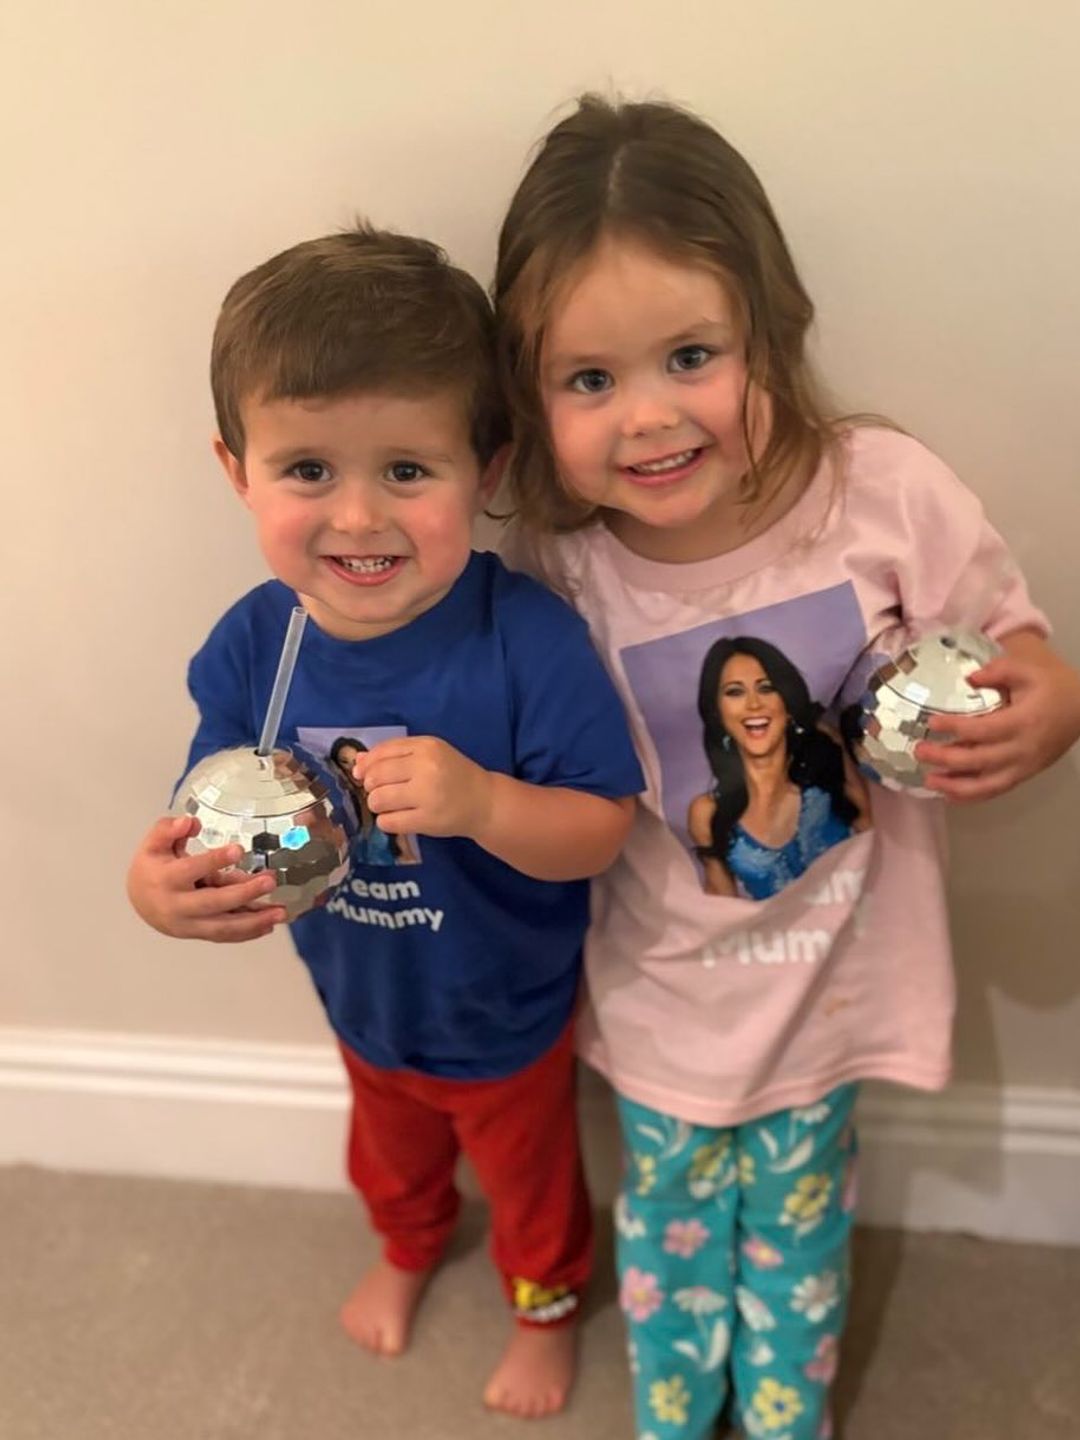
[620, 384, 680, 439]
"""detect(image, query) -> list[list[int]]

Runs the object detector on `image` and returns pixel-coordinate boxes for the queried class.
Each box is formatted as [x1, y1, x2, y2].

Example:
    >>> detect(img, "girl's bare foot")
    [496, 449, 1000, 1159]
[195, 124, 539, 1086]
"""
[339, 1258, 433, 1357]
[483, 1323, 577, 1418]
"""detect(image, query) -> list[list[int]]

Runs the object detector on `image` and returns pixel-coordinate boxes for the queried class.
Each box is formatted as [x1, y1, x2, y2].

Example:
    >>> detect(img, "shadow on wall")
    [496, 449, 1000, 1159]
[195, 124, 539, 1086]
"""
[948, 761, 1080, 1086]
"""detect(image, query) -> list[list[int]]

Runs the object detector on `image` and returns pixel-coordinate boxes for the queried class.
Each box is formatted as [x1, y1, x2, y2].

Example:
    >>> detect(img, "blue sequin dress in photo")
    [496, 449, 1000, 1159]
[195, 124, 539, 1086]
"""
[727, 787, 852, 900]
[352, 824, 399, 867]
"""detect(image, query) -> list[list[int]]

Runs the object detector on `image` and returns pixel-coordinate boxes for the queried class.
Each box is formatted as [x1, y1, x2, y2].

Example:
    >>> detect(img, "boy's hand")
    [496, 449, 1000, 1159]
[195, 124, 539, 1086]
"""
[353, 737, 493, 839]
[916, 634, 1080, 802]
[126, 815, 288, 941]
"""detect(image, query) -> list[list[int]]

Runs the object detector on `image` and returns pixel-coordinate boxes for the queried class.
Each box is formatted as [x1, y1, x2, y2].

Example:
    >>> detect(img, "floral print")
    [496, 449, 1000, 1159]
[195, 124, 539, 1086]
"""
[616, 1193, 647, 1240]
[782, 1174, 833, 1228]
[663, 1218, 710, 1257]
[746, 1337, 776, 1367]
[790, 1272, 840, 1324]
[614, 1085, 857, 1440]
[751, 1377, 805, 1431]
[736, 1285, 778, 1333]
[673, 1286, 726, 1316]
[687, 1136, 733, 1197]
[670, 1288, 731, 1373]
[649, 1375, 691, 1425]
[621, 1267, 664, 1323]
[742, 1234, 784, 1269]
[804, 1334, 839, 1384]
[790, 1103, 831, 1127]
[633, 1152, 658, 1196]
[689, 1137, 730, 1179]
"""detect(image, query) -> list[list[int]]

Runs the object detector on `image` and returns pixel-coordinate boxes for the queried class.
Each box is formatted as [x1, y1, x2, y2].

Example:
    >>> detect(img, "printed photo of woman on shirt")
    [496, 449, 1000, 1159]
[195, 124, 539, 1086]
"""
[687, 637, 871, 899]
[328, 735, 420, 867]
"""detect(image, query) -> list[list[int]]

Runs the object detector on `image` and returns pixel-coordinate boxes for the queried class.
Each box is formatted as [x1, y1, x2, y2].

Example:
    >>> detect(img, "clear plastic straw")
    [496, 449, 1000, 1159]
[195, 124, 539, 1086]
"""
[256, 606, 308, 756]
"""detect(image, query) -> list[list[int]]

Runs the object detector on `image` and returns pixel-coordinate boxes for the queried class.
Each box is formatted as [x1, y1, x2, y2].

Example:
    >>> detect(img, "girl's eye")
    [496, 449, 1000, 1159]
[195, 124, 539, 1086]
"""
[722, 684, 745, 698]
[387, 461, 428, 483]
[670, 345, 713, 373]
[569, 368, 613, 395]
[289, 460, 330, 484]
[758, 681, 776, 695]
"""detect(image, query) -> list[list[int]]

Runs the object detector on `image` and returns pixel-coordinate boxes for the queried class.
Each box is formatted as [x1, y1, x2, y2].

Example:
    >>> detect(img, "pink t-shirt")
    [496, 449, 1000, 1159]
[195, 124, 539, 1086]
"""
[510, 428, 1048, 1125]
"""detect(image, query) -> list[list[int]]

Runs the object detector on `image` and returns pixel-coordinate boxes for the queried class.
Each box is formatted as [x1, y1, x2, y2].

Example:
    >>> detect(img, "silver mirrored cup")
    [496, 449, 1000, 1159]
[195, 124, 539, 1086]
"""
[852, 630, 1004, 797]
[172, 746, 351, 920]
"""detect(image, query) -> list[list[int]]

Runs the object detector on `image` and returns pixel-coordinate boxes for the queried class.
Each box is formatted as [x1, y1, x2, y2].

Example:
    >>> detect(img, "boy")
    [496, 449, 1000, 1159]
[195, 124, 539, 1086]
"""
[126, 226, 643, 1418]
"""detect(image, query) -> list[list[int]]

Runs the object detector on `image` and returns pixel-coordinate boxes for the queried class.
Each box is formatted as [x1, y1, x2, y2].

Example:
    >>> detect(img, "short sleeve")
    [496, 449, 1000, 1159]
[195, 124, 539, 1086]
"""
[179, 616, 257, 783]
[497, 573, 644, 799]
[886, 439, 1050, 640]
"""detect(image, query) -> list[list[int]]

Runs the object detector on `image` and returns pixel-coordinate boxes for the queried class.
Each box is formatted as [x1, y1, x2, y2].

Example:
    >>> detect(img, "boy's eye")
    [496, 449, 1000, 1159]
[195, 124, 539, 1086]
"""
[289, 460, 330, 484]
[387, 461, 428, 483]
[569, 368, 613, 395]
[669, 345, 713, 373]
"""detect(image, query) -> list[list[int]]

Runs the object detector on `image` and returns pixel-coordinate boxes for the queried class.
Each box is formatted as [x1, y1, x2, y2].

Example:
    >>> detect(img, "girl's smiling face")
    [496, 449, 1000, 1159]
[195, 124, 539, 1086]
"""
[540, 234, 769, 563]
[718, 653, 788, 759]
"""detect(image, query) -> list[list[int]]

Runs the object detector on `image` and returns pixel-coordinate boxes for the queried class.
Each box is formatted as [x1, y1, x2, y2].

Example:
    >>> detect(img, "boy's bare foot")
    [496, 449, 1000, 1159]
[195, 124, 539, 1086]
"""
[339, 1258, 432, 1357]
[483, 1323, 577, 1419]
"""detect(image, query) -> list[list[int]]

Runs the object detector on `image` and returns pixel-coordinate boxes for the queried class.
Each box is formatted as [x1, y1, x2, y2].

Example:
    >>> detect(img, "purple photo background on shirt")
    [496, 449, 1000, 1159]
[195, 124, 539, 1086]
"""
[620, 582, 865, 846]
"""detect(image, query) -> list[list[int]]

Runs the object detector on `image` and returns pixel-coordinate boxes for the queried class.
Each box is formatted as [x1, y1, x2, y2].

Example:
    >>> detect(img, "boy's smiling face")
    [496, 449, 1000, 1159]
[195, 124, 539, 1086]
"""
[216, 388, 497, 641]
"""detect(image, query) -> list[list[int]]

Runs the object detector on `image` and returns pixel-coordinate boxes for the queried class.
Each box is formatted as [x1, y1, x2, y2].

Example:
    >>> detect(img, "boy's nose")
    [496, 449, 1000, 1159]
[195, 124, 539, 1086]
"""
[333, 486, 386, 537]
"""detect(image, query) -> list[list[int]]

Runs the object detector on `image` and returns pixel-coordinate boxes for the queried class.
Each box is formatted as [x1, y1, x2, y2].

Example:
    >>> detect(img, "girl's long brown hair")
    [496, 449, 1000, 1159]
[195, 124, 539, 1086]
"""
[494, 94, 842, 534]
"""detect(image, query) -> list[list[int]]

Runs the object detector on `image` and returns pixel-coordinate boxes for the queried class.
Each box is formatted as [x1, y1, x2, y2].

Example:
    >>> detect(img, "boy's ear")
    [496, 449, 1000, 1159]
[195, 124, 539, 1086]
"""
[213, 435, 250, 503]
[476, 442, 511, 509]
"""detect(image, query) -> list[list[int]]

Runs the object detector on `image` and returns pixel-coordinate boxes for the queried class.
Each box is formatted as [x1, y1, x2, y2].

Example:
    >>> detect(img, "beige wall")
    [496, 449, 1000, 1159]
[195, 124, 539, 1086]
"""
[2, 1, 1077, 1086]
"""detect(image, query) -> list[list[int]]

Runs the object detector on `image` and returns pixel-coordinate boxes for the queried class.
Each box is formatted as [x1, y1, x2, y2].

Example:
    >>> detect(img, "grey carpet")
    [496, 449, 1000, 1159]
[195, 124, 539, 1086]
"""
[1, 1166, 1077, 1439]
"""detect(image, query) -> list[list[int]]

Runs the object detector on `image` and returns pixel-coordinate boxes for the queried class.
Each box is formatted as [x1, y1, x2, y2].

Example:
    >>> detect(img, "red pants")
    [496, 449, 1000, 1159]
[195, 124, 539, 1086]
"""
[339, 1022, 592, 1327]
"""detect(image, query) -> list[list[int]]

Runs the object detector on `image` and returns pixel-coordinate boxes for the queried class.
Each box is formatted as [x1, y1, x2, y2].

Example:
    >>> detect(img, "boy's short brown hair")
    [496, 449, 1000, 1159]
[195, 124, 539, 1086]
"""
[211, 223, 507, 462]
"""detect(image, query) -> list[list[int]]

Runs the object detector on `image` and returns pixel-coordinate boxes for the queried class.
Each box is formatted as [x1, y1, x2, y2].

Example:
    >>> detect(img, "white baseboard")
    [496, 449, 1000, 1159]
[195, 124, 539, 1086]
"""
[2, 1027, 1078, 1246]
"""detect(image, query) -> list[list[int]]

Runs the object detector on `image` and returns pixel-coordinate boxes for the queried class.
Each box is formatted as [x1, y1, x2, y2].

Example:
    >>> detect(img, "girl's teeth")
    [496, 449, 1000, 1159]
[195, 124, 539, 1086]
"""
[338, 556, 394, 573]
[630, 449, 697, 475]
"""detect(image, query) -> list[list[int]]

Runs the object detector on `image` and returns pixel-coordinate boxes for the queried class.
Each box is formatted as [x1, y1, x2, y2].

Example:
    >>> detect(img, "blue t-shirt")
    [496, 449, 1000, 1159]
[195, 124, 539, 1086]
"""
[183, 551, 644, 1079]
[726, 786, 852, 901]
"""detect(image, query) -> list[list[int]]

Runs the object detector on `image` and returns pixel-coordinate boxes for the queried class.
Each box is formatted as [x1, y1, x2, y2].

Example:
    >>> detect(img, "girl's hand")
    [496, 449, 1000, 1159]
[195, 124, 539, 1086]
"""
[126, 814, 288, 941]
[353, 737, 493, 839]
[915, 634, 1080, 802]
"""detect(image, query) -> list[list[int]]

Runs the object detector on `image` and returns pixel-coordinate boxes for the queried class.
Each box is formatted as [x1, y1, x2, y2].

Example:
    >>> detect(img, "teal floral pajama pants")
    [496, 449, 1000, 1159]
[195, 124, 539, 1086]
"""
[615, 1085, 858, 1440]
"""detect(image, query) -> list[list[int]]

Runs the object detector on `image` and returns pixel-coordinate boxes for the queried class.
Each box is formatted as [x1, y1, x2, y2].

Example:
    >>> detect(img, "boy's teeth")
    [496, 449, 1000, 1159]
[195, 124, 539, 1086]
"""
[338, 556, 394, 573]
[630, 449, 697, 474]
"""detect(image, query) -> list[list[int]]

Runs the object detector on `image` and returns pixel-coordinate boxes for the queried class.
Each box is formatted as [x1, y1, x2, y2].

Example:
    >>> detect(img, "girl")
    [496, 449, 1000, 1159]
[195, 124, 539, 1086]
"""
[494, 95, 1080, 1440]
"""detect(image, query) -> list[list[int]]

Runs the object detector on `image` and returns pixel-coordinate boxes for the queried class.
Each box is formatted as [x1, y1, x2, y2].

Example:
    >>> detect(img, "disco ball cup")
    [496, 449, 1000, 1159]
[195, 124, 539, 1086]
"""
[852, 629, 1004, 796]
[172, 746, 352, 921]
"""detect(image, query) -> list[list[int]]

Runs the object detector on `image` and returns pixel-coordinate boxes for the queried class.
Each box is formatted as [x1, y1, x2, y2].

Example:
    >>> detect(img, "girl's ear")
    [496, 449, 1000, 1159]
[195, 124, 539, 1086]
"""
[476, 442, 512, 509]
[213, 435, 250, 503]
[745, 385, 773, 462]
